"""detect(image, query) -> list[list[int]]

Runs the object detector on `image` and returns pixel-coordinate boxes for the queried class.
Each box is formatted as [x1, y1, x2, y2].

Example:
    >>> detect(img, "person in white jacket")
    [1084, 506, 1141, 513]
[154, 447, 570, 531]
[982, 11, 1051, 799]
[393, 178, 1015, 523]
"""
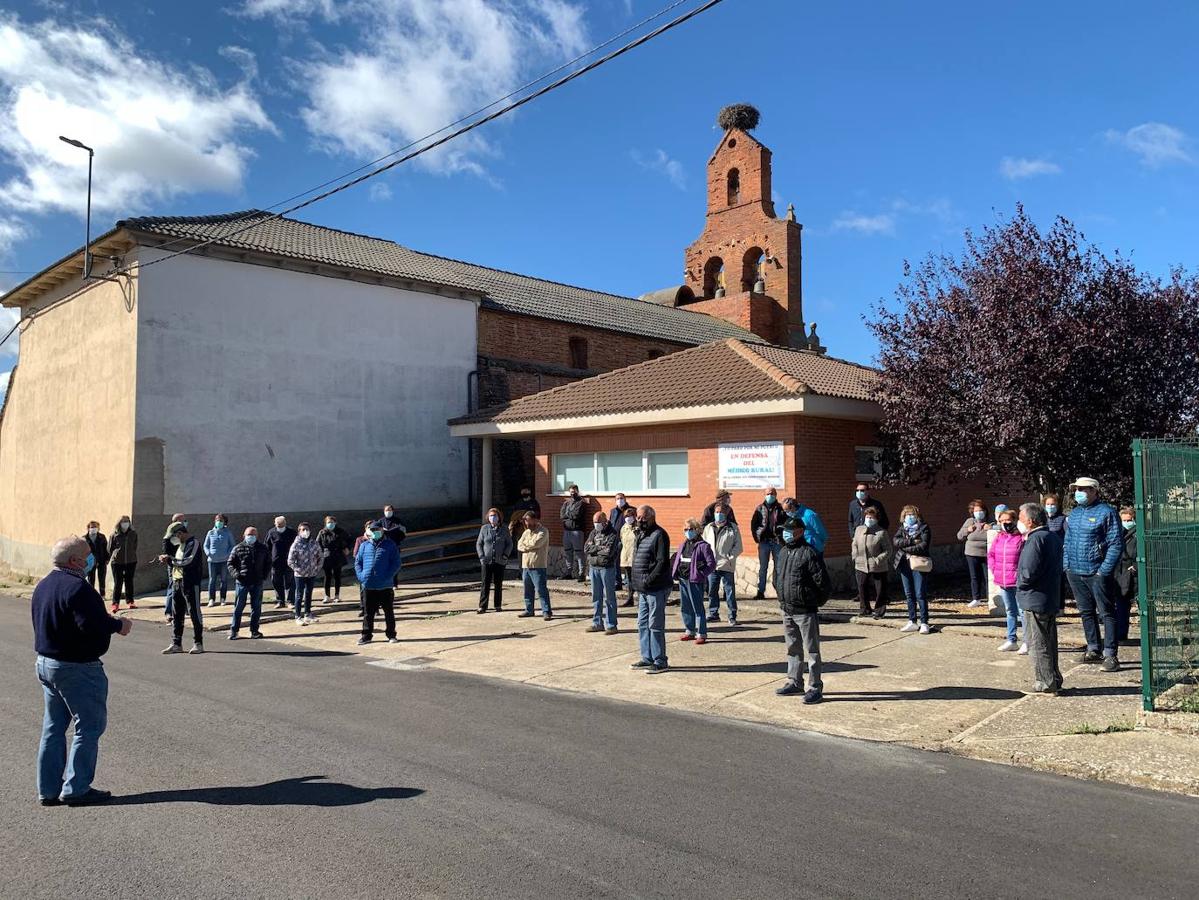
[702, 502, 744, 625]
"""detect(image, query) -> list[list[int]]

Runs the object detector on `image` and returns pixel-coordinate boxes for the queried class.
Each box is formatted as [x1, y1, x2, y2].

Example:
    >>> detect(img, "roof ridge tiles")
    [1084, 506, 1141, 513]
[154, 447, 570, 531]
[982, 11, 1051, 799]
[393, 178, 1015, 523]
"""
[724, 339, 807, 393]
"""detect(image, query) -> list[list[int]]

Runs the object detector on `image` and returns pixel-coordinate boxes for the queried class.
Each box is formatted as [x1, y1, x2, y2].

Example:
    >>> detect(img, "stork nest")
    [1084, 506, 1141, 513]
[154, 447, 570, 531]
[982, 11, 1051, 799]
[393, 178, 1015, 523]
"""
[717, 104, 760, 132]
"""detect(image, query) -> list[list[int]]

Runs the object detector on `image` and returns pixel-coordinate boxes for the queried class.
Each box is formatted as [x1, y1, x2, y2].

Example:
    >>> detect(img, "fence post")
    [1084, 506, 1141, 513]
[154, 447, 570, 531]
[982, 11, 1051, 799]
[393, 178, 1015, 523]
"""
[1131, 438, 1154, 712]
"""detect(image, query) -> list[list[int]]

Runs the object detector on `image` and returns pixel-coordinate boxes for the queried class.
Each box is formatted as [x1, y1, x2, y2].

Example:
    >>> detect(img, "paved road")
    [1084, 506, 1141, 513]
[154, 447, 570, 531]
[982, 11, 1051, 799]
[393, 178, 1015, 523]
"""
[1, 599, 1195, 899]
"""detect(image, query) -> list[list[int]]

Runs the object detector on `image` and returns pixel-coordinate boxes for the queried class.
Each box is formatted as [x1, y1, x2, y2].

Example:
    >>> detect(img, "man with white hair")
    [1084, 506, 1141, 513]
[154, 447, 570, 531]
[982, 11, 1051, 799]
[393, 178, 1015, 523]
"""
[265, 515, 297, 610]
[32, 535, 132, 806]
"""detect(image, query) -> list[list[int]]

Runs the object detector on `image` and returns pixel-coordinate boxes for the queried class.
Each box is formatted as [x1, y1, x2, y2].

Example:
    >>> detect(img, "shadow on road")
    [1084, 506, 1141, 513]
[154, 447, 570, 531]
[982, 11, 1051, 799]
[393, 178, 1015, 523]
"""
[108, 776, 424, 807]
[208, 649, 356, 658]
[679, 661, 877, 675]
[830, 686, 1024, 702]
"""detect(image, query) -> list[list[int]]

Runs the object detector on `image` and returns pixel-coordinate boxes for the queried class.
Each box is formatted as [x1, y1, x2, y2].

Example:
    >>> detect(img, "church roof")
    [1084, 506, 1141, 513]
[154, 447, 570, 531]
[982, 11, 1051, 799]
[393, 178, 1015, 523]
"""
[115, 210, 765, 347]
[449, 338, 878, 429]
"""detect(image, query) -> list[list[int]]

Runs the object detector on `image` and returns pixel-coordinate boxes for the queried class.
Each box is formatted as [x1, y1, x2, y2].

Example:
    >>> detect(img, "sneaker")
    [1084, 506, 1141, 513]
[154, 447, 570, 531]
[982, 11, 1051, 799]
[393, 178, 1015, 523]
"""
[297, 618, 307, 626]
[900, 621, 919, 633]
[127, 603, 137, 609]
[162, 644, 183, 654]
[998, 640, 1018, 652]
[250, 632, 264, 639]
[802, 688, 824, 705]
[918, 623, 931, 635]
[646, 663, 669, 675]
[228, 632, 240, 640]
[585, 625, 603, 633]
[517, 611, 534, 618]
[476, 608, 486, 615]
[630, 659, 653, 668]
[695, 636, 707, 645]
[728, 618, 739, 627]
[38, 796, 62, 807]
[966, 599, 984, 608]
[206, 599, 216, 608]
[110, 605, 119, 614]
[387, 637, 400, 644]
[775, 681, 803, 696]
[62, 788, 112, 807]
[709, 613, 721, 623]
[543, 613, 553, 621]
[357, 611, 365, 618]
[679, 633, 695, 642]
[1082, 650, 1103, 663]
[1017, 642, 1029, 656]
[322, 596, 332, 605]
[188, 644, 204, 654]
[604, 628, 618, 635]
[357, 637, 371, 645]
[274, 602, 287, 609]
[305, 615, 316, 625]
[1101, 656, 1119, 672]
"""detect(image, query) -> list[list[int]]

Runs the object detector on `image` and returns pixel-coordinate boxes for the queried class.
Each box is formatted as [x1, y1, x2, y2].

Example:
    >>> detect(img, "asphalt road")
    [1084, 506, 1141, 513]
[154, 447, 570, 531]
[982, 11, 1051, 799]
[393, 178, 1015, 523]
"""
[1, 598, 1196, 900]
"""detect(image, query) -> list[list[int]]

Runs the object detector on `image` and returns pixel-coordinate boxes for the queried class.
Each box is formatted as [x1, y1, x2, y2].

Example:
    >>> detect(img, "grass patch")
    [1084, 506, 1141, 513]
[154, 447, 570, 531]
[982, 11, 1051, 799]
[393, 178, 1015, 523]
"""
[1067, 720, 1136, 735]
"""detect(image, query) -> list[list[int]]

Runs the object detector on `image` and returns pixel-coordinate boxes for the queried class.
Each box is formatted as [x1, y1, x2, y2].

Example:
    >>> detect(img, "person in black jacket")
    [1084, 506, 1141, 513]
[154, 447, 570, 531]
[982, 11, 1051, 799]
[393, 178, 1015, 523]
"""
[1016, 503, 1065, 693]
[265, 516, 297, 609]
[584, 511, 621, 634]
[848, 483, 890, 536]
[1114, 507, 1138, 643]
[750, 487, 785, 599]
[318, 515, 352, 604]
[159, 522, 205, 655]
[773, 517, 830, 703]
[630, 505, 671, 674]
[512, 487, 541, 520]
[83, 521, 109, 599]
[700, 489, 738, 527]
[160, 512, 187, 621]
[108, 516, 138, 613]
[228, 526, 272, 640]
[893, 505, 933, 634]
[559, 485, 590, 581]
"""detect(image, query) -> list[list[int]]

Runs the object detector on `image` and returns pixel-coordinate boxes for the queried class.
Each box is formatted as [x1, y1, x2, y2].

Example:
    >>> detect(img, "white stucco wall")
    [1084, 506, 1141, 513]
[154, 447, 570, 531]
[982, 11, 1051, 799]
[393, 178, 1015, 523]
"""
[135, 251, 476, 513]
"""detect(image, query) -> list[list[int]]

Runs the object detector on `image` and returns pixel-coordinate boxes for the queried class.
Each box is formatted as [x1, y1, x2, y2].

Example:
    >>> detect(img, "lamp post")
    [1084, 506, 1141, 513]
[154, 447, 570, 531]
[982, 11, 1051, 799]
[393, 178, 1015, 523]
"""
[58, 135, 94, 279]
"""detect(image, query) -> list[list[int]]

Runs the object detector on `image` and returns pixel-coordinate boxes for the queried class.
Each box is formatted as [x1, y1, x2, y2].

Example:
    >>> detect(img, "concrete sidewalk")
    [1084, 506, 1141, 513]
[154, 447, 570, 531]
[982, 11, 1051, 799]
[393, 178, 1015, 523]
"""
[8, 570, 1198, 797]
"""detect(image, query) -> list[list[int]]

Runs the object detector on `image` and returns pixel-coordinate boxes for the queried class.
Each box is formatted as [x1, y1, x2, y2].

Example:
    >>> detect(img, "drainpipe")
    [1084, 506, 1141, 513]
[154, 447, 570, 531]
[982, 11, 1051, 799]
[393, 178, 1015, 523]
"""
[466, 369, 479, 512]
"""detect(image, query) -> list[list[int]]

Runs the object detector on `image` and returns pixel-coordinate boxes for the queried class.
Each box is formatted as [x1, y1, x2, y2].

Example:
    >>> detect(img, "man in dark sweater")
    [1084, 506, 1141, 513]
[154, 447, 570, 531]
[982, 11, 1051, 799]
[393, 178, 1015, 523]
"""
[630, 505, 672, 674]
[773, 517, 830, 703]
[32, 535, 132, 807]
[265, 516, 297, 609]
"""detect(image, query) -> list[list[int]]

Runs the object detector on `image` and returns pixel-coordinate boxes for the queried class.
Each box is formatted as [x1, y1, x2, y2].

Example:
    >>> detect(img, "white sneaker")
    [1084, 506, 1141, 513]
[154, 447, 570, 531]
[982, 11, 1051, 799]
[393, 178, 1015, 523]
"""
[322, 596, 332, 605]
[1017, 642, 1029, 655]
[966, 599, 984, 608]
[900, 621, 919, 633]
[918, 623, 931, 634]
[206, 599, 216, 608]
[998, 640, 1018, 652]
[305, 615, 316, 624]
[296, 617, 305, 626]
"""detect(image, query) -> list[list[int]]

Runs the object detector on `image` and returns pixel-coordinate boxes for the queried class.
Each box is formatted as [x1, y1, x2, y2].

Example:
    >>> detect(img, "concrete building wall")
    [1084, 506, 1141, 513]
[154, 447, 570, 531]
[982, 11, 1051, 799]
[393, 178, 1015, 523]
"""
[0, 268, 139, 575]
[133, 252, 477, 524]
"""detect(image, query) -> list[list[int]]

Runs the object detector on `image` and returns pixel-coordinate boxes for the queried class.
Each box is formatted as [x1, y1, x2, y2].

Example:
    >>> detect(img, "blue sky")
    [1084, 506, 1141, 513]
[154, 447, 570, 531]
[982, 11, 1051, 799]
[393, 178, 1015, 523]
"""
[1, 0, 1197, 391]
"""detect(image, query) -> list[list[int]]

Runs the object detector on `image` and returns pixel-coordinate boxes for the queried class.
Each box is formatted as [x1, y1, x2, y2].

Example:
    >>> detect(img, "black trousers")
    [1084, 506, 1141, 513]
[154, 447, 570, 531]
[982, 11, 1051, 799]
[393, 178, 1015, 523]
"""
[855, 571, 888, 613]
[479, 562, 505, 609]
[362, 588, 396, 640]
[86, 565, 107, 597]
[271, 566, 294, 606]
[965, 555, 987, 603]
[322, 557, 343, 596]
[111, 562, 136, 605]
[172, 581, 204, 645]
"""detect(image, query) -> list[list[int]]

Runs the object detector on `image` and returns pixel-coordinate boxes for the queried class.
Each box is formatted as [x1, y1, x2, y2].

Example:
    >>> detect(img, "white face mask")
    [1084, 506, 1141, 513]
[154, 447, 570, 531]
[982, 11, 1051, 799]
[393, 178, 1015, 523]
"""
[1016, 521, 1029, 535]
[87, 528, 98, 536]
[120, 521, 130, 531]
[299, 529, 311, 539]
[864, 518, 877, 528]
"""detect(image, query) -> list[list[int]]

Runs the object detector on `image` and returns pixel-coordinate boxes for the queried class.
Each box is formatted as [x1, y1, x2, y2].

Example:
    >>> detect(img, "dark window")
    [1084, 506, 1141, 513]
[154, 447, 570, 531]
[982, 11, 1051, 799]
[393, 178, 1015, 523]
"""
[702, 257, 725, 298]
[569, 336, 589, 369]
[727, 168, 740, 206]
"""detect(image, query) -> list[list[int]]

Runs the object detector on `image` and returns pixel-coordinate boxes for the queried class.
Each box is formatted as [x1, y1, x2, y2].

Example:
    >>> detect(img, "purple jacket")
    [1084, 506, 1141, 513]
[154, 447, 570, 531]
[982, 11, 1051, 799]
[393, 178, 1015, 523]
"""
[671, 539, 716, 583]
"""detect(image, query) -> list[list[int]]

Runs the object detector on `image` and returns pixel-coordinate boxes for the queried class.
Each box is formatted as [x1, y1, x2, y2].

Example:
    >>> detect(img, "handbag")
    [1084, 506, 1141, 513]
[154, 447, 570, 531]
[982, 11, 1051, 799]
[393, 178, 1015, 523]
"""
[907, 555, 933, 574]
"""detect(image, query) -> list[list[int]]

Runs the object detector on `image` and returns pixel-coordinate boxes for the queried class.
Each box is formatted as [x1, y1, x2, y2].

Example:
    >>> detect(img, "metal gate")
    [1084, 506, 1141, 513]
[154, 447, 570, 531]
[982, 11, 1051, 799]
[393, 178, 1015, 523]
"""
[1132, 438, 1199, 710]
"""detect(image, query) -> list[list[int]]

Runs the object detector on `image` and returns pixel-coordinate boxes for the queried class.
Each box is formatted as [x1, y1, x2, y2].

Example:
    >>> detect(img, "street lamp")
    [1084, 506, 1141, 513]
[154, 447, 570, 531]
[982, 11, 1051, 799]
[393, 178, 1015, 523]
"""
[58, 135, 94, 279]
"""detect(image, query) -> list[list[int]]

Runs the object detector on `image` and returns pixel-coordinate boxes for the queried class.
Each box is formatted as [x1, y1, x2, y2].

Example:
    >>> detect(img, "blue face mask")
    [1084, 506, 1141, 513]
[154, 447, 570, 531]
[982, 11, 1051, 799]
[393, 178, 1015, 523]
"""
[1074, 491, 1089, 506]
[245, 534, 257, 544]
[856, 490, 867, 501]
[326, 522, 335, 530]
[764, 495, 776, 505]
[1122, 520, 1135, 531]
[973, 510, 986, 522]
[84, 552, 95, 575]
[781, 530, 795, 543]
[684, 529, 697, 540]
[1045, 504, 1058, 516]
[214, 521, 224, 530]
[905, 515, 918, 527]
[714, 513, 727, 524]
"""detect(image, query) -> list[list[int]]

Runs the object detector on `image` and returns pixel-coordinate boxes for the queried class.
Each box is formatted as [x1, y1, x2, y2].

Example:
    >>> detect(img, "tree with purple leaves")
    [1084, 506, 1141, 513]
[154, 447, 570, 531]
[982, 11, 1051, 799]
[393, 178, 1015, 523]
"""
[866, 205, 1199, 501]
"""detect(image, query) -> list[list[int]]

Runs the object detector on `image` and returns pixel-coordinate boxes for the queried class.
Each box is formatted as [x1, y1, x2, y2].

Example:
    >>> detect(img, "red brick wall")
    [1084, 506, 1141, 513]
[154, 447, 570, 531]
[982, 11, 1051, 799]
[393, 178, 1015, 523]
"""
[685, 291, 788, 345]
[530, 414, 1010, 553]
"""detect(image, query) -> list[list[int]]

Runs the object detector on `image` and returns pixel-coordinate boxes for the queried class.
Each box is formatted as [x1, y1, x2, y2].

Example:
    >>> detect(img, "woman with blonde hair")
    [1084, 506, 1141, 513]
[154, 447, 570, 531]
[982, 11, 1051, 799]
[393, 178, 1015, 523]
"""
[892, 504, 932, 634]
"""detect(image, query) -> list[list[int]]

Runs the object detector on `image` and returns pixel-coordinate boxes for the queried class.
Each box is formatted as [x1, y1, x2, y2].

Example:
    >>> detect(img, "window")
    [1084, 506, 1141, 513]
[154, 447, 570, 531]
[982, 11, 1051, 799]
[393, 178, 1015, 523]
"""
[727, 168, 740, 206]
[568, 336, 589, 369]
[855, 446, 883, 482]
[551, 450, 689, 495]
[702, 256, 725, 298]
[742, 247, 765, 292]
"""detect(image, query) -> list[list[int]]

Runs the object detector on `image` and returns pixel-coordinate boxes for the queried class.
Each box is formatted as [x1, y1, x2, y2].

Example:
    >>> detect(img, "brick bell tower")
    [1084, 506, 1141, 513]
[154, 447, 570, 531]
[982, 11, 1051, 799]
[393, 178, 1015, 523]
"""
[680, 105, 804, 348]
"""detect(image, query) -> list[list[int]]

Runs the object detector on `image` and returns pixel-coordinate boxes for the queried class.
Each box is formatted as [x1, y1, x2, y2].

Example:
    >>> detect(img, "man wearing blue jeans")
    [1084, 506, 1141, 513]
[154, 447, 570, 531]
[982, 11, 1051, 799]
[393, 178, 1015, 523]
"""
[1063, 477, 1123, 671]
[584, 511, 620, 634]
[32, 535, 133, 807]
[516, 512, 553, 620]
[751, 487, 786, 599]
[630, 505, 672, 674]
[228, 526, 271, 639]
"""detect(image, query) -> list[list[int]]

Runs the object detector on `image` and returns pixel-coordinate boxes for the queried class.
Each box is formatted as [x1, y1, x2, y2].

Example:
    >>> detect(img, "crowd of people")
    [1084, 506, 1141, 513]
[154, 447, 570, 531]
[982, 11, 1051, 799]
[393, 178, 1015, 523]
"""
[30, 476, 1137, 806]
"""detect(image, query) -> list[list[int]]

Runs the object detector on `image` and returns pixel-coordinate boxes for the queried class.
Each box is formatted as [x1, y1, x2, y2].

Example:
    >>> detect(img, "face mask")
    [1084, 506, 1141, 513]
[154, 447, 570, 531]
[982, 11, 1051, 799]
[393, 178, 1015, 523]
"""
[489, 515, 500, 525]
[1017, 521, 1029, 535]
[384, 510, 394, 519]
[1122, 520, 1136, 531]
[624, 516, 635, 526]
[715, 513, 727, 524]
[214, 521, 224, 530]
[325, 522, 335, 530]
[1045, 504, 1058, 516]
[88, 527, 98, 537]
[781, 530, 795, 543]
[85, 552, 95, 575]
[594, 522, 605, 531]
[973, 510, 985, 522]
[276, 523, 286, 531]
[764, 495, 776, 505]
[181, 520, 189, 530]
[616, 498, 626, 508]
[684, 529, 697, 540]
[299, 529, 311, 539]
[171, 536, 182, 546]
[1003, 522, 1017, 534]
[1074, 491, 1089, 505]
[904, 515, 918, 527]
[245, 534, 257, 544]
[864, 517, 877, 528]
[120, 521, 130, 531]
[370, 530, 383, 540]
[856, 490, 867, 501]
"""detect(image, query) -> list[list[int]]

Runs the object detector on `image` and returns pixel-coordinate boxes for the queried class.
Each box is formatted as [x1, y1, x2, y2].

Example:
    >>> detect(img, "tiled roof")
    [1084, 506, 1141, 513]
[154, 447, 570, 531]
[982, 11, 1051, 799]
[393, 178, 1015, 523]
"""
[118, 210, 763, 347]
[450, 338, 878, 425]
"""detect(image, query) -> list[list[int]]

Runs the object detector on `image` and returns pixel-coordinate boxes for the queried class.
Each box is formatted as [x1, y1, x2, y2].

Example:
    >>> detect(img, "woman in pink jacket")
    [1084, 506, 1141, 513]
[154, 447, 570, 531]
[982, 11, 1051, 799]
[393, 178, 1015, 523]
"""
[987, 508, 1026, 653]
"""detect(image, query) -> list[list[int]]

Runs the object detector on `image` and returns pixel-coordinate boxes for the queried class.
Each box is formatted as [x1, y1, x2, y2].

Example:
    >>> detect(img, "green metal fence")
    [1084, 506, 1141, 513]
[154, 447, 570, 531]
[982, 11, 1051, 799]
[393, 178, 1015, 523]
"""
[1132, 437, 1199, 711]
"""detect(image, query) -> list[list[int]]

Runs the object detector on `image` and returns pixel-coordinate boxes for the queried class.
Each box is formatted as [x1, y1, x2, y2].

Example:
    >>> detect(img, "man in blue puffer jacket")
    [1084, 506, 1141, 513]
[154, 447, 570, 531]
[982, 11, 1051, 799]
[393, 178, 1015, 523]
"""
[1062, 477, 1122, 671]
[354, 526, 402, 645]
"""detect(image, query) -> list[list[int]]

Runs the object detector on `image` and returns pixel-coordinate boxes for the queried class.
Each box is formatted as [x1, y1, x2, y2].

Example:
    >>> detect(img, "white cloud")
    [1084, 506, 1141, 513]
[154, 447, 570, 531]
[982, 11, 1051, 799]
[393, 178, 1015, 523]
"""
[1105, 122, 1192, 167]
[0, 217, 24, 256]
[0, 306, 19, 362]
[0, 15, 275, 219]
[0, 369, 10, 401]
[243, 0, 588, 177]
[368, 181, 393, 202]
[999, 156, 1062, 180]
[631, 148, 686, 190]
[219, 45, 259, 82]
[831, 212, 895, 236]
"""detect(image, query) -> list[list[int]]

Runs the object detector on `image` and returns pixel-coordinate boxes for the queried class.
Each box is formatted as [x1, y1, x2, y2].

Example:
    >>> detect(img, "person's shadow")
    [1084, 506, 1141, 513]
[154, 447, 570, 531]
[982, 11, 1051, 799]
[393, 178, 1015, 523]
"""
[109, 775, 423, 807]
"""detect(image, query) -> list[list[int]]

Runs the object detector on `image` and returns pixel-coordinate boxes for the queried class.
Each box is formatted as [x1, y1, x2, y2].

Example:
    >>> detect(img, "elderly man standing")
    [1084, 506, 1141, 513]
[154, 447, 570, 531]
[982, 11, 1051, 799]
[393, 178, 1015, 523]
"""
[584, 510, 621, 635]
[227, 526, 271, 640]
[265, 516, 297, 610]
[32, 536, 133, 806]
[631, 505, 672, 674]
[1017, 503, 1065, 694]
[1063, 476, 1123, 671]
